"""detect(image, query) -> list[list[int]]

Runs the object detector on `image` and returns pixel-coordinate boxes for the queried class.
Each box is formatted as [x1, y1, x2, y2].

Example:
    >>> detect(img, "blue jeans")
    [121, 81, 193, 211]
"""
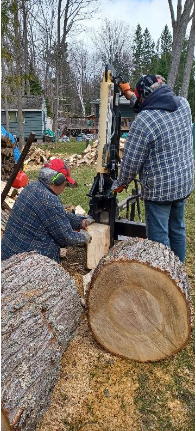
[144, 199, 186, 262]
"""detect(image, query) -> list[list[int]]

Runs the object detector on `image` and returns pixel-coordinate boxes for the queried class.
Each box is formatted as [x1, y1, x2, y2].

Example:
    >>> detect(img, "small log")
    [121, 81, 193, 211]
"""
[87, 238, 191, 362]
[86, 223, 110, 269]
[1, 251, 82, 430]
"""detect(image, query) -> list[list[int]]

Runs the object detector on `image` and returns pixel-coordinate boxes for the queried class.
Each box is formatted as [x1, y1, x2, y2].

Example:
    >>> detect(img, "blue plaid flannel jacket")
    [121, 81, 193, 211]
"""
[117, 93, 194, 201]
[1, 181, 87, 262]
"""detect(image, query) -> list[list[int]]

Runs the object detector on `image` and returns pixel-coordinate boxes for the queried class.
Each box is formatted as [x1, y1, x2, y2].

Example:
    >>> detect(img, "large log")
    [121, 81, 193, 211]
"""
[1, 252, 83, 431]
[87, 238, 191, 362]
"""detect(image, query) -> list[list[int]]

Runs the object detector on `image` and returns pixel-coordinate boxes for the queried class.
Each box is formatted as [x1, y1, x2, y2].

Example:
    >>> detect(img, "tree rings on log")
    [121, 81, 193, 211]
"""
[1, 252, 82, 431]
[87, 238, 191, 362]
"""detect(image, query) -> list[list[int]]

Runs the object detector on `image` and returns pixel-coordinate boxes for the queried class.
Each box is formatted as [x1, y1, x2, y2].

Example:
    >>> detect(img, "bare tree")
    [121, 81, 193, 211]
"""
[180, 5, 195, 97]
[53, 0, 100, 133]
[69, 43, 90, 116]
[12, 0, 25, 149]
[93, 19, 133, 78]
[167, 0, 194, 89]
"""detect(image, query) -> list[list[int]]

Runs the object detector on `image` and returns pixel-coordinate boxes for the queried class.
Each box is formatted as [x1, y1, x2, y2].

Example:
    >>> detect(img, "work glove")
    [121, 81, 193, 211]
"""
[111, 180, 127, 193]
[119, 83, 137, 105]
[119, 82, 132, 93]
[81, 230, 92, 244]
[81, 217, 95, 230]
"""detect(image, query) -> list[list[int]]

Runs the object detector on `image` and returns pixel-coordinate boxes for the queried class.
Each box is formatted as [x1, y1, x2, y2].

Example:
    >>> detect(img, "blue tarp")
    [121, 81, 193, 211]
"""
[1, 125, 21, 161]
[1, 125, 16, 144]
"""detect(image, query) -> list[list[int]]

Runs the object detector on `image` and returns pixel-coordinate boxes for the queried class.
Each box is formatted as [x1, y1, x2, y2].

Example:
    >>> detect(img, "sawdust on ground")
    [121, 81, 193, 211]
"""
[36, 247, 142, 431]
[36, 247, 194, 431]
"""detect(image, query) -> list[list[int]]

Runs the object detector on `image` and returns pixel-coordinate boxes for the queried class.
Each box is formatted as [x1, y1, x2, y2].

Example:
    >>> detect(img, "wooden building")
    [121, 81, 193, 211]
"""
[1, 96, 47, 140]
[91, 96, 136, 132]
[60, 96, 135, 137]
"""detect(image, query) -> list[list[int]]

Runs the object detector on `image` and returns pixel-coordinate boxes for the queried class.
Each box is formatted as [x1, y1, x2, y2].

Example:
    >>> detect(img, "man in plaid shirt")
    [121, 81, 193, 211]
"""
[2, 161, 94, 262]
[112, 74, 194, 262]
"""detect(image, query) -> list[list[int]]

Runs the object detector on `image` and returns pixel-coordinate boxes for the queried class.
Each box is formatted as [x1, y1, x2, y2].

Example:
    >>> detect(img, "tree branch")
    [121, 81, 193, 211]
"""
[168, 0, 176, 27]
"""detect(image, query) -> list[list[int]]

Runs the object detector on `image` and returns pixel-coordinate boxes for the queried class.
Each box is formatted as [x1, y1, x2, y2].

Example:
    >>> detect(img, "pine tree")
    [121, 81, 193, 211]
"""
[158, 25, 172, 79]
[28, 63, 43, 95]
[142, 28, 155, 73]
[132, 24, 144, 84]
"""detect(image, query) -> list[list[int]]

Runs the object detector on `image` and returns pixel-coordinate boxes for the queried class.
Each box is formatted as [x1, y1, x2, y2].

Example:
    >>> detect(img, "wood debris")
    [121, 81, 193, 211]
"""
[1, 136, 15, 181]
[23, 147, 51, 166]
[64, 138, 126, 167]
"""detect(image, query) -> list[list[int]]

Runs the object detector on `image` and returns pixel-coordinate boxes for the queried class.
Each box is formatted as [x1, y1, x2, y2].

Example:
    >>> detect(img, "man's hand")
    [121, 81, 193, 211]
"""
[119, 83, 136, 101]
[113, 185, 126, 193]
[119, 82, 132, 93]
[111, 180, 127, 193]
[82, 231, 92, 244]
[81, 217, 95, 230]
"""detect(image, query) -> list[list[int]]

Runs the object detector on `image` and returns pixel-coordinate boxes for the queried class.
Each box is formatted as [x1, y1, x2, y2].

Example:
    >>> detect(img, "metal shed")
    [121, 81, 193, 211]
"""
[1, 96, 47, 140]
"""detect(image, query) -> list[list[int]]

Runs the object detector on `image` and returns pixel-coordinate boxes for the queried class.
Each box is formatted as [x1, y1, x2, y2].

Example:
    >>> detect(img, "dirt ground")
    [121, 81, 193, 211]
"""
[36, 246, 194, 431]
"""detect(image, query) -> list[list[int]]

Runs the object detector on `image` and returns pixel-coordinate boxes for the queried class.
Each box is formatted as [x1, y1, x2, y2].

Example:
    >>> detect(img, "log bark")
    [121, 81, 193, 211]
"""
[1, 251, 83, 431]
[87, 238, 191, 362]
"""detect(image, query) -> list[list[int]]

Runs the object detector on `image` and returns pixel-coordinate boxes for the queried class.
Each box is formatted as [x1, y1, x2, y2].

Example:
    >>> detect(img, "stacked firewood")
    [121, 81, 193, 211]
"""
[23, 147, 51, 166]
[65, 141, 98, 167]
[1, 136, 15, 181]
[65, 138, 126, 168]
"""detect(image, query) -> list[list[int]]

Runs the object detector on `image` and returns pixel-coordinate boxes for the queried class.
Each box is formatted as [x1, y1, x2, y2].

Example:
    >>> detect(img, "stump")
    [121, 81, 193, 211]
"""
[1, 252, 83, 431]
[87, 238, 191, 362]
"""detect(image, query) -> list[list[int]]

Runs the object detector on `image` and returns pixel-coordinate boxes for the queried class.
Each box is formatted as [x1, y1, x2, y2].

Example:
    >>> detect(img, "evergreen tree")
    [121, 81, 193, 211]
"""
[142, 28, 155, 73]
[132, 24, 144, 84]
[28, 63, 43, 95]
[158, 25, 172, 79]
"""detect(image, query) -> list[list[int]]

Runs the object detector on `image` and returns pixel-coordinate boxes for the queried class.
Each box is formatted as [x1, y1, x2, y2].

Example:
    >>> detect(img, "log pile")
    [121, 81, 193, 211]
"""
[1, 136, 15, 181]
[65, 138, 126, 168]
[1, 251, 83, 431]
[23, 147, 51, 166]
[65, 141, 98, 167]
[87, 238, 191, 362]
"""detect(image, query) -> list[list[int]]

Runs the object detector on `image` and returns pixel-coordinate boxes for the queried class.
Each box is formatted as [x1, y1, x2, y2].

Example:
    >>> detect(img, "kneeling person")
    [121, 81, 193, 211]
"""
[1, 163, 93, 262]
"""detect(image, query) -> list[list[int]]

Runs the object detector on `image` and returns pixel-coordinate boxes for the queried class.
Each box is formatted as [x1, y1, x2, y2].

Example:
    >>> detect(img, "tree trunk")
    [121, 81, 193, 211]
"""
[87, 238, 191, 362]
[167, 0, 194, 89]
[180, 10, 195, 97]
[13, 0, 25, 149]
[1, 251, 82, 431]
[22, 0, 30, 95]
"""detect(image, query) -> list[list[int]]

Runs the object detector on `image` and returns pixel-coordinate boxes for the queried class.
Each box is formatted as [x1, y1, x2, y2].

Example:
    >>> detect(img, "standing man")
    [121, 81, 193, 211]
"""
[112, 74, 194, 262]
[2, 160, 94, 262]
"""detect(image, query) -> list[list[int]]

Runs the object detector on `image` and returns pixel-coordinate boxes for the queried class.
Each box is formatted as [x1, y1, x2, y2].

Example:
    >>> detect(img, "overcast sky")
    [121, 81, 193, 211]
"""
[78, 0, 188, 47]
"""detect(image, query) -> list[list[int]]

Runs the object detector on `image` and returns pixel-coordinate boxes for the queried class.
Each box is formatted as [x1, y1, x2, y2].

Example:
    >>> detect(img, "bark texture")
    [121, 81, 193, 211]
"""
[87, 238, 191, 362]
[1, 251, 83, 431]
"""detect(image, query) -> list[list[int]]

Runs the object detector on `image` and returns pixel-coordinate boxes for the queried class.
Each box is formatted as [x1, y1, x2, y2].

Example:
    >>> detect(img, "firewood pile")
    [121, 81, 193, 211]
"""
[23, 147, 51, 166]
[1, 135, 15, 181]
[65, 141, 98, 167]
[64, 138, 126, 168]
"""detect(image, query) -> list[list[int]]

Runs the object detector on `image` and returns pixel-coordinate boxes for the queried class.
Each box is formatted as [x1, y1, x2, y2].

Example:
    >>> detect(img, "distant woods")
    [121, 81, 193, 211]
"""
[1, 0, 195, 138]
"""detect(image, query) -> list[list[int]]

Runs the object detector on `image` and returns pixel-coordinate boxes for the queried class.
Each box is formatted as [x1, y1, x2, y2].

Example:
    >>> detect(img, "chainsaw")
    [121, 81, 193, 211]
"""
[88, 66, 146, 246]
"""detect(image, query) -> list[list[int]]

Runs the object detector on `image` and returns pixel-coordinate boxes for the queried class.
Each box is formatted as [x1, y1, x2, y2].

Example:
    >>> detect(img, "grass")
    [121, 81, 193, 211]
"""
[41, 140, 87, 155]
[28, 143, 194, 431]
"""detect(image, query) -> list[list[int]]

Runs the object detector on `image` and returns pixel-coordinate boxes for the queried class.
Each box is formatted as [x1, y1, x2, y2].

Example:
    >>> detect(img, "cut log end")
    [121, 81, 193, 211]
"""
[87, 239, 191, 362]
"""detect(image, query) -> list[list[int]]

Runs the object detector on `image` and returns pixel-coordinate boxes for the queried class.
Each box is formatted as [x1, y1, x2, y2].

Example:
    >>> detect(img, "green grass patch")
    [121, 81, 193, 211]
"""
[41, 140, 87, 155]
